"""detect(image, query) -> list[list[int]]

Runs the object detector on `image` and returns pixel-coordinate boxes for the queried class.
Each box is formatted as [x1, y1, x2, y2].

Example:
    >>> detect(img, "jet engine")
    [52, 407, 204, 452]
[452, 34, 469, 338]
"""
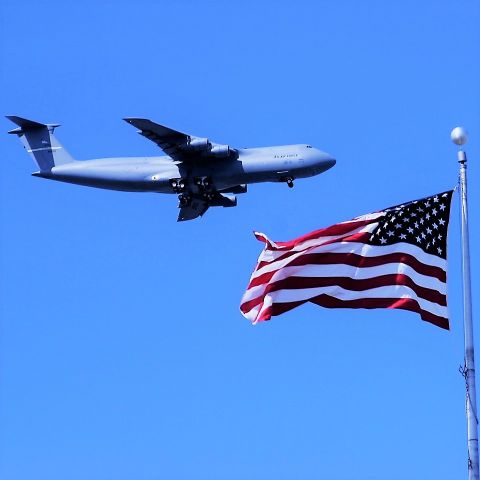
[184, 136, 210, 151]
[210, 144, 230, 158]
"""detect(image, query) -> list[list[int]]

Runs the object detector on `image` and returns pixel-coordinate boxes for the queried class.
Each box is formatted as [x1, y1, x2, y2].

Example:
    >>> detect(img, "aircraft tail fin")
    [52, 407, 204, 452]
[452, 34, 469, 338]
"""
[7, 116, 76, 172]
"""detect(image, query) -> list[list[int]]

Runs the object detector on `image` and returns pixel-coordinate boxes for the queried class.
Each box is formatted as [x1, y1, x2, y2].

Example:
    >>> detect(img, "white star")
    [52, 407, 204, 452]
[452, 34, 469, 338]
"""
[407, 227, 414, 234]
[426, 227, 432, 234]
[416, 236, 422, 243]
[434, 196, 439, 203]
[421, 232, 426, 239]
[417, 207, 424, 213]
[437, 247, 442, 255]
[425, 200, 431, 207]
[432, 208, 438, 215]
[414, 222, 419, 228]
[440, 204, 446, 211]
[438, 218, 445, 225]
[380, 237, 387, 244]
[395, 223, 402, 229]
[399, 233, 407, 240]
[410, 212, 417, 217]
[398, 210, 404, 216]
[403, 217, 409, 223]
[438, 234, 442, 240]
[432, 238, 436, 245]
[425, 213, 431, 220]
[433, 223, 438, 230]
[426, 242, 431, 249]
[419, 218, 425, 225]
[387, 230, 394, 237]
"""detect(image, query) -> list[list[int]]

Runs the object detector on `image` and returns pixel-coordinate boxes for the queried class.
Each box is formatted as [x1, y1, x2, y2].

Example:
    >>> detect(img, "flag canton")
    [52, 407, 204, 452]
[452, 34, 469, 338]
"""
[368, 190, 453, 259]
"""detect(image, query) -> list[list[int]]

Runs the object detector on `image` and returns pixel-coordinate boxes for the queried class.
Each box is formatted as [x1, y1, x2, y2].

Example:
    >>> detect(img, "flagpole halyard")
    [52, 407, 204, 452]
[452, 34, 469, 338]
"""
[452, 127, 479, 480]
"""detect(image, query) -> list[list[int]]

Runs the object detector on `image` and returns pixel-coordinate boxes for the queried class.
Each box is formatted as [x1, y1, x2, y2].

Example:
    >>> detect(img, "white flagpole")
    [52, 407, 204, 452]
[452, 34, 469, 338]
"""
[452, 127, 479, 480]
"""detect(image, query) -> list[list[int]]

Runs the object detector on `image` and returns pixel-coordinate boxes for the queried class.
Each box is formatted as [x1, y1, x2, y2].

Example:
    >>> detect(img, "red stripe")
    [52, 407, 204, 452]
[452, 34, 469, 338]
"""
[256, 295, 449, 330]
[256, 231, 374, 270]
[258, 218, 377, 251]
[241, 273, 446, 314]
[249, 251, 446, 289]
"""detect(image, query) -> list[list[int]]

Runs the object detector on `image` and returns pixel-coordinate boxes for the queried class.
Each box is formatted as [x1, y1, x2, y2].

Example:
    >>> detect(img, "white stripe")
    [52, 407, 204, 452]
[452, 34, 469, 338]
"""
[27, 146, 61, 153]
[248, 284, 447, 320]
[241, 261, 446, 305]
[258, 218, 382, 262]
[253, 239, 446, 280]
[242, 304, 262, 322]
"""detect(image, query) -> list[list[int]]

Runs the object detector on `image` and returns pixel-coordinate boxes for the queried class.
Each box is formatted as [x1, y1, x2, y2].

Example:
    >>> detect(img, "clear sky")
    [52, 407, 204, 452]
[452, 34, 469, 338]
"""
[1, 1, 479, 479]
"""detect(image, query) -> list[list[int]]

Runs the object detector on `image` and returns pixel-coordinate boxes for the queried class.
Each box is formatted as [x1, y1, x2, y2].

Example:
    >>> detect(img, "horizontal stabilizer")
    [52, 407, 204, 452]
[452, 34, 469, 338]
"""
[6, 115, 46, 129]
[6, 116, 60, 135]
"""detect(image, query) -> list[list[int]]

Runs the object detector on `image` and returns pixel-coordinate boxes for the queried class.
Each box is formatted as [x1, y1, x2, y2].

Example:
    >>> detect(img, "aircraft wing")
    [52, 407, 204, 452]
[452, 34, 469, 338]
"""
[124, 118, 235, 163]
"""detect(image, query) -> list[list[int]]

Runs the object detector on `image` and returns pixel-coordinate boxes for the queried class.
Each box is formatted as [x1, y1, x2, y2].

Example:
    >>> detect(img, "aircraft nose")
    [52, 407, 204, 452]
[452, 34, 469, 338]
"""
[316, 150, 336, 170]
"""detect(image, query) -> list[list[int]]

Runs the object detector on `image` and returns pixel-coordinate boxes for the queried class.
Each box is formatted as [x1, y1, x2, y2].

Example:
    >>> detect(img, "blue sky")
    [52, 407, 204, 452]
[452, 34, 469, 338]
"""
[1, 1, 479, 479]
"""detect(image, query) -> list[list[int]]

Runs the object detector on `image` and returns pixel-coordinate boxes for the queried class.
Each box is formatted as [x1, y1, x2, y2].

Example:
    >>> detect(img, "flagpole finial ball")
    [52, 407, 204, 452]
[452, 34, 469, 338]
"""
[451, 127, 468, 146]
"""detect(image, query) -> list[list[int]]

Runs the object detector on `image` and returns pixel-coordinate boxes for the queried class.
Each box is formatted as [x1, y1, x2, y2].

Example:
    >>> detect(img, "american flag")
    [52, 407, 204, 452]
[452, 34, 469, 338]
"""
[240, 190, 454, 329]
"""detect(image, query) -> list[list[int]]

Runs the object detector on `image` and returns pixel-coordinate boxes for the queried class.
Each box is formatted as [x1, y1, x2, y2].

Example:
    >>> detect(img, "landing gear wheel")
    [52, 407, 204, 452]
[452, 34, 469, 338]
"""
[286, 177, 294, 188]
[171, 178, 187, 193]
[178, 194, 191, 207]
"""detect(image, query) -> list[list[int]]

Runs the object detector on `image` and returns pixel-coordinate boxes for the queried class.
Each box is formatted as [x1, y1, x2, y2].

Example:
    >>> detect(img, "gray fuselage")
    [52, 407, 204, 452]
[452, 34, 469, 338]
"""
[34, 144, 335, 194]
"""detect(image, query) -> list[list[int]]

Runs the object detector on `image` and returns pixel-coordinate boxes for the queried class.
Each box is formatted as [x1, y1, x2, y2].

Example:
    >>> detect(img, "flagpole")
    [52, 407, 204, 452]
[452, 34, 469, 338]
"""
[452, 127, 479, 480]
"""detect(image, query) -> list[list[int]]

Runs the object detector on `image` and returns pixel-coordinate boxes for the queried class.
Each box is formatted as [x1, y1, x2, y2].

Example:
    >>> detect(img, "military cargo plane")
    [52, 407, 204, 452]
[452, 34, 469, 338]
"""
[7, 116, 335, 221]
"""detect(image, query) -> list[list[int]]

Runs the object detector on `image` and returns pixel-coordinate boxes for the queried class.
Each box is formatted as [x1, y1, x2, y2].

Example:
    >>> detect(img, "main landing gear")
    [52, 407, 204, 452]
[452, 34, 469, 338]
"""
[195, 177, 214, 200]
[172, 179, 192, 206]
[173, 177, 214, 208]
[194, 176, 212, 190]
[170, 178, 186, 192]
[178, 193, 191, 207]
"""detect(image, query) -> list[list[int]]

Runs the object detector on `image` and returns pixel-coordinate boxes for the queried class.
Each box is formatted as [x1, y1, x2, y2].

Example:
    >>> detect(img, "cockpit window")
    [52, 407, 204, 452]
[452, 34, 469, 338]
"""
[306, 145, 312, 148]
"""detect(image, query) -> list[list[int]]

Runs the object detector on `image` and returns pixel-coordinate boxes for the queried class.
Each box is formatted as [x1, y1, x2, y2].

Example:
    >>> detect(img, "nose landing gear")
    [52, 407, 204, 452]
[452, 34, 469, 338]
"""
[282, 176, 294, 188]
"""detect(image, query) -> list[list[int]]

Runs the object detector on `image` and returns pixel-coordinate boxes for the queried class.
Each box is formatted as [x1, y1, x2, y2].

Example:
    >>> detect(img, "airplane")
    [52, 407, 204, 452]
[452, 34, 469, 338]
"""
[6, 116, 336, 221]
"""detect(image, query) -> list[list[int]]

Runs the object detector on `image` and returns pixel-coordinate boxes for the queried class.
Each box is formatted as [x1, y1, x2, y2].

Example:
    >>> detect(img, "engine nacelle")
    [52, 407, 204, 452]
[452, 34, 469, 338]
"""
[185, 136, 210, 151]
[210, 144, 230, 158]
